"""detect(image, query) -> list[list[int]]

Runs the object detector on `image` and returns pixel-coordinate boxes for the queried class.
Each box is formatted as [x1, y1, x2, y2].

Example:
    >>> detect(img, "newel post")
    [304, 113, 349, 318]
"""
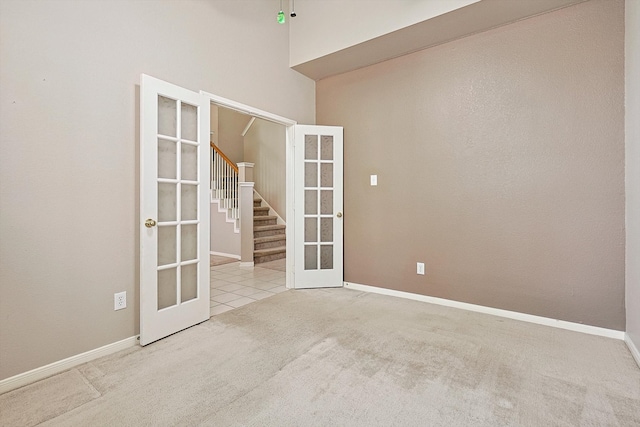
[238, 163, 255, 268]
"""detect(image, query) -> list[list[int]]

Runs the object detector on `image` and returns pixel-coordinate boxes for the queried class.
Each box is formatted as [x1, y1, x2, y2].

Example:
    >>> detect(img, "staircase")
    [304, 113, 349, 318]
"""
[253, 195, 286, 264]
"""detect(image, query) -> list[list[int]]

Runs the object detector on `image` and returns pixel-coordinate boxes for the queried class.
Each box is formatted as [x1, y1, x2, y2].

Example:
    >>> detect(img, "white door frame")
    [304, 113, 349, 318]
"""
[200, 91, 298, 289]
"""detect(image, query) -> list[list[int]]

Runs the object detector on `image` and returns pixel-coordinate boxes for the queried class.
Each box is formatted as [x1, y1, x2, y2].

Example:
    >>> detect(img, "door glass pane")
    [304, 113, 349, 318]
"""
[158, 96, 177, 137]
[305, 218, 317, 243]
[181, 224, 197, 261]
[321, 135, 333, 160]
[158, 268, 177, 309]
[305, 162, 317, 187]
[305, 190, 317, 215]
[305, 135, 318, 160]
[321, 218, 333, 242]
[158, 225, 177, 266]
[181, 143, 198, 181]
[321, 163, 333, 187]
[158, 183, 177, 222]
[321, 190, 333, 215]
[181, 103, 198, 141]
[158, 139, 176, 179]
[181, 184, 197, 221]
[320, 245, 333, 269]
[305, 245, 317, 270]
[181, 263, 197, 302]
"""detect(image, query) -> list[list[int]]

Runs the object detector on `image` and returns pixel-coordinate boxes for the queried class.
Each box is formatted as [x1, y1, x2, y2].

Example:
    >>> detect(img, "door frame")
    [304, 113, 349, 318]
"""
[200, 91, 298, 289]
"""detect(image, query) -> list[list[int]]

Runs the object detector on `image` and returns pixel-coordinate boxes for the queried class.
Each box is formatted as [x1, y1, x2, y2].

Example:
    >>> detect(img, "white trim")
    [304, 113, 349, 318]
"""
[254, 189, 286, 226]
[237, 162, 255, 167]
[625, 333, 640, 368]
[344, 282, 626, 340]
[210, 196, 240, 233]
[242, 117, 256, 137]
[209, 251, 240, 260]
[201, 91, 297, 289]
[0, 336, 138, 394]
[239, 262, 255, 269]
[200, 91, 297, 127]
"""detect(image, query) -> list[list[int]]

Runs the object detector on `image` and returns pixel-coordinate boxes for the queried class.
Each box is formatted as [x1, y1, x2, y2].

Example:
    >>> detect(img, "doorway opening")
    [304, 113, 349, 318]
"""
[201, 91, 297, 317]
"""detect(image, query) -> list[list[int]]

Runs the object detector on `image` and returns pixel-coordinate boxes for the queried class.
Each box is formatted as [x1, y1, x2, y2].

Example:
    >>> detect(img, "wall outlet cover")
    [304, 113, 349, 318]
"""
[114, 291, 127, 310]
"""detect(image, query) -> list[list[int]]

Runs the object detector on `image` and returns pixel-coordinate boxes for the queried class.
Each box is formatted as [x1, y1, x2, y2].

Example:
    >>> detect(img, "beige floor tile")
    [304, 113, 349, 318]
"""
[210, 288, 227, 296]
[217, 283, 245, 292]
[211, 293, 243, 304]
[268, 286, 287, 294]
[252, 282, 281, 291]
[232, 287, 263, 297]
[224, 275, 250, 283]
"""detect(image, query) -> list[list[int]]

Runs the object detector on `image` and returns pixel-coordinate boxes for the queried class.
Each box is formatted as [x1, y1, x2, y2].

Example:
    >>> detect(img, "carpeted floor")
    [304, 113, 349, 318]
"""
[1, 288, 639, 426]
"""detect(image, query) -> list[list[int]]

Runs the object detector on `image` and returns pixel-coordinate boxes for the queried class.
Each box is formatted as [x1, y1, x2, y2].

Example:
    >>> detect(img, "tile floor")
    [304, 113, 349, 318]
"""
[210, 258, 287, 316]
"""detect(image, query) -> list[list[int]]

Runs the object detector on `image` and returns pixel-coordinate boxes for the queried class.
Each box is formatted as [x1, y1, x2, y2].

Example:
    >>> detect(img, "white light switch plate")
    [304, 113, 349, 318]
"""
[370, 175, 377, 186]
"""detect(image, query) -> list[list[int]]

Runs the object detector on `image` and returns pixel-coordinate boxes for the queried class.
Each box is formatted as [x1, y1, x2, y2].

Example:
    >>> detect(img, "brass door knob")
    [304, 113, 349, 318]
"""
[144, 218, 157, 228]
[336, 212, 343, 218]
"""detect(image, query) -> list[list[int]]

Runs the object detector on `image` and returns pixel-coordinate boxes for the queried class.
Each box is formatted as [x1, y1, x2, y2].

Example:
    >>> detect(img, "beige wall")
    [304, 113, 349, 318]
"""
[626, 0, 640, 354]
[0, 0, 314, 380]
[289, 0, 478, 66]
[217, 107, 249, 164]
[210, 206, 240, 257]
[317, 0, 625, 330]
[244, 119, 287, 220]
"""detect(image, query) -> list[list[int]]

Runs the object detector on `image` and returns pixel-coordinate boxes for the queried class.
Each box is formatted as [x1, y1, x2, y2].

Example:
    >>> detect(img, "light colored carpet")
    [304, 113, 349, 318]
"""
[1, 288, 639, 426]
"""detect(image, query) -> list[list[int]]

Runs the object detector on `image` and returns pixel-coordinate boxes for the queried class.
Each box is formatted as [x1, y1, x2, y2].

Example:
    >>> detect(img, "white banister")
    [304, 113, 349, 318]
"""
[210, 144, 239, 227]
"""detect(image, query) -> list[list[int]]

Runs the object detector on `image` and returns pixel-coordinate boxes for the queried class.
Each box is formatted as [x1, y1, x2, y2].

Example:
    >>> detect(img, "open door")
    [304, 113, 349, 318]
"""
[294, 125, 344, 289]
[140, 75, 210, 345]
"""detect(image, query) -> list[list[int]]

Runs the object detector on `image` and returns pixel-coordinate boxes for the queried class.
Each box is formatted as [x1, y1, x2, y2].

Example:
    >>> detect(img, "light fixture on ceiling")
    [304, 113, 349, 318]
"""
[290, 0, 296, 17]
[277, 0, 297, 24]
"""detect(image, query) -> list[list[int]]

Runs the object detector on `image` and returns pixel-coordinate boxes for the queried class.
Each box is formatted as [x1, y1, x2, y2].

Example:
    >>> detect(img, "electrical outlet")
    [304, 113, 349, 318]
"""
[114, 291, 127, 310]
[417, 262, 425, 275]
[370, 175, 378, 186]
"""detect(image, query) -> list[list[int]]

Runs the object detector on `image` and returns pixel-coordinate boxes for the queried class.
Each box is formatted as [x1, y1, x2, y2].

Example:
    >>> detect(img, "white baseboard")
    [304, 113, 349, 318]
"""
[0, 336, 138, 395]
[625, 333, 640, 368]
[210, 251, 241, 260]
[344, 282, 625, 341]
[239, 262, 254, 269]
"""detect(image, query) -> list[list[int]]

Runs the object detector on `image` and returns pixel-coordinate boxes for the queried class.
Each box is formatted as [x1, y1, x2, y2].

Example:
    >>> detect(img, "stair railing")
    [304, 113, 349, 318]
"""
[210, 142, 239, 223]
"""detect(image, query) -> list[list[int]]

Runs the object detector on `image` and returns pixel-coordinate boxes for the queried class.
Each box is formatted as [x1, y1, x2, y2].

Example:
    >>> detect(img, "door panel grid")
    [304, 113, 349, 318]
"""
[140, 74, 210, 346]
[156, 96, 200, 310]
[303, 134, 335, 270]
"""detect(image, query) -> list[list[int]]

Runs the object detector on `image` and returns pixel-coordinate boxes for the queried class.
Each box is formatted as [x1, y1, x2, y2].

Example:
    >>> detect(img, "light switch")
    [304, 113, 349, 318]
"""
[370, 175, 378, 186]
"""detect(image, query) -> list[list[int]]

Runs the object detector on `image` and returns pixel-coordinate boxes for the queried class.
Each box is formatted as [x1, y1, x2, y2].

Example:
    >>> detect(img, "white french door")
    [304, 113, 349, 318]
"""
[140, 74, 210, 345]
[293, 125, 344, 289]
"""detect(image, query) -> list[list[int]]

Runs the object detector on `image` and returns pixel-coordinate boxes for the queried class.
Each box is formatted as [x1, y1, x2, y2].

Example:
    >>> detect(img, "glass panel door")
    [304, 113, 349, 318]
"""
[294, 125, 343, 289]
[140, 74, 210, 346]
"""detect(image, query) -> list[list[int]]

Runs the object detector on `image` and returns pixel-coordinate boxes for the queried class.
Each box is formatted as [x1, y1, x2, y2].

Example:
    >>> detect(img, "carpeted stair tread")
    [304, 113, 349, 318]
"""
[254, 206, 270, 216]
[254, 224, 286, 232]
[254, 215, 278, 222]
[254, 234, 286, 244]
[254, 246, 286, 257]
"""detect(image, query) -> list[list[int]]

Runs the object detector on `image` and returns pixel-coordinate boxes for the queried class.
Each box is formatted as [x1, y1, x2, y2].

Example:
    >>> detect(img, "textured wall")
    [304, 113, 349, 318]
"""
[0, 0, 314, 380]
[626, 0, 640, 354]
[317, 0, 625, 329]
[244, 119, 287, 220]
[218, 107, 249, 164]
